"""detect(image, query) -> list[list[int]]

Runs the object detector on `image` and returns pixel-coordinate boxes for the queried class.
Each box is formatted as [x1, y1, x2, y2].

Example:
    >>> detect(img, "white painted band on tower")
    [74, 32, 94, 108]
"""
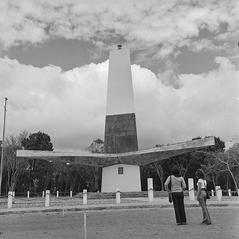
[106, 47, 135, 115]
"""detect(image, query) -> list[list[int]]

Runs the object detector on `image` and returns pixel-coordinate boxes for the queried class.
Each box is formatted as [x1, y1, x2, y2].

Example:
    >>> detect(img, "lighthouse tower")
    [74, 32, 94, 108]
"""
[101, 45, 141, 192]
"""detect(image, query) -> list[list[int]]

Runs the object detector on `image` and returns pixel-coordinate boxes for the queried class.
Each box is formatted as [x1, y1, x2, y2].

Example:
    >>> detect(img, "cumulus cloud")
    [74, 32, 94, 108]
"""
[1, 0, 239, 54]
[0, 56, 238, 150]
[1, 0, 238, 89]
[0, 57, 108, 149]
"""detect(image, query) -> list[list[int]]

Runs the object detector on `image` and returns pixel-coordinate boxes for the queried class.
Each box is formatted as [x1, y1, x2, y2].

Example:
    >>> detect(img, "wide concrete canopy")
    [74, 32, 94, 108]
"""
[17, 136, 215, 167]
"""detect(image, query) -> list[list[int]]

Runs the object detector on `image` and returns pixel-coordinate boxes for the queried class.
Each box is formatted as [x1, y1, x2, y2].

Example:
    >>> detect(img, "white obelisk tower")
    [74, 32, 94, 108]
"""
[101, 45, 141, 192]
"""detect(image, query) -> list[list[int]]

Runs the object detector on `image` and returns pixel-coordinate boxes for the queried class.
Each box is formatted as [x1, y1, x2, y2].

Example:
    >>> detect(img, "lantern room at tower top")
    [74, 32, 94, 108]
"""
[17, 45, 216, 192]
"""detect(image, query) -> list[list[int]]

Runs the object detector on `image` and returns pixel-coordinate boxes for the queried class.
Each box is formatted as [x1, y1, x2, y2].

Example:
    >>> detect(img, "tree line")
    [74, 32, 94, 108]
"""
[0, 131, 238, 196]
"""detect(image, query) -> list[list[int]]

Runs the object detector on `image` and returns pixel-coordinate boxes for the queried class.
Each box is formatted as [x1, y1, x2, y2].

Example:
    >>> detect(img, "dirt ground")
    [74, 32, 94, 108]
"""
[0, 207, 238, 239]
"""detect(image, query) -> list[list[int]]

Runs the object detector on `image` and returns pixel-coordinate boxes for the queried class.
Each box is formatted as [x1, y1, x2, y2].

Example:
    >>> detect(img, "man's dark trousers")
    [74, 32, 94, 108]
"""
[172, 192, 187, 224]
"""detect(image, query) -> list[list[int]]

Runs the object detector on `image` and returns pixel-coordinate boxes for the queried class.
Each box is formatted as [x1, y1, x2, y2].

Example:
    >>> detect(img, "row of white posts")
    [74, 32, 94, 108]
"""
[42, 190, 73, 199]
[8, 182, 154, 208]
[7, 178, 239, 208]
[9, 190, 75, 200]
[7, 190, 74, 209]
[7, 189, 105, 209]
[7, 179, 154, 208]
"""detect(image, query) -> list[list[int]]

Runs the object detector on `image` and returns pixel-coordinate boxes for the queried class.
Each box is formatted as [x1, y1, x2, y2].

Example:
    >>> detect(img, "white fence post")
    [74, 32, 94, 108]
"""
[83, 189, 87, 205]
[70, 190, 73, 198]
[56, 191, 59, 198]
[45, 190, 50, 207]
[228, 189, 231, 197]
[188, 178, 195, 201]
[216, 186, 222, 201]
[211, 190, 214, 197]
[147, 178, 154, 202]
[8, 191, 13, 209]
[116, 188, 121, 204]
[27, 191, 30, 199]
[42, 191, 45, 198]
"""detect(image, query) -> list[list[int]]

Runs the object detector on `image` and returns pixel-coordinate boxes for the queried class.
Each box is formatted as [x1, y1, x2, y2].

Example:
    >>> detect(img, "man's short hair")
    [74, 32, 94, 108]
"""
[171, 166, 180, 177]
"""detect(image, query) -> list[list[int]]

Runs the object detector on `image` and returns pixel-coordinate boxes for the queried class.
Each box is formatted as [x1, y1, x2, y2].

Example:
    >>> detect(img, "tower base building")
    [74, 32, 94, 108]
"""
[101, 164, 141, 192]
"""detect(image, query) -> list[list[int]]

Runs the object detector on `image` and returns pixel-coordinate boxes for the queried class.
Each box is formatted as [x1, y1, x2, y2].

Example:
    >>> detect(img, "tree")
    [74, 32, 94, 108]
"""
[200, 139, 239, 192]
[153, 162, 165, 191]
[196, 137, 226, 187]
[204, 136, 225, 153]
[22, 131, 53, 151]
[201, 153, 227, 189]
[150, 136, 226, 191]
[3, 131, 29, 193]
[86, 138, 104, 191]
[217, 153, 238, 191]
[227, 143, 239, 167]
[21, 131, 54, 193]
[87, 138, 104, 153]
[218, 143, 239, 191]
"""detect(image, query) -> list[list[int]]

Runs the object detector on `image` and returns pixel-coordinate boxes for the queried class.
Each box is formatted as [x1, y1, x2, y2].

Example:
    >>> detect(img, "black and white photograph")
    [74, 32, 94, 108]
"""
[0, 0, 239, 238]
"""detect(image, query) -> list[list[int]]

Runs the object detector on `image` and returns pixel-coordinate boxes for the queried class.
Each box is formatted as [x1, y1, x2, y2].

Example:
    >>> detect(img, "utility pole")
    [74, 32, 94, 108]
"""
[0, 97, 8, 195]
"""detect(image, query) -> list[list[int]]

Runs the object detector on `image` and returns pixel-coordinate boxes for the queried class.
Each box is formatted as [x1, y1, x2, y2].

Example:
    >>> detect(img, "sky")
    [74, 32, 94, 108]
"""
[0, 0, 239, 151]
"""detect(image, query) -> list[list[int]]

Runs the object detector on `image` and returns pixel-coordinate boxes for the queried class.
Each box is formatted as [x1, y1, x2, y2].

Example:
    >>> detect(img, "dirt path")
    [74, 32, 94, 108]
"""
[0, 207, 238, 239]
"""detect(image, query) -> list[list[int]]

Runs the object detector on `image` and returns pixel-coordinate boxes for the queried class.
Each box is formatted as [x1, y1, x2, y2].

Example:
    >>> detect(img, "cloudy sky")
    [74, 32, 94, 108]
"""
[0, 0, 239, 151]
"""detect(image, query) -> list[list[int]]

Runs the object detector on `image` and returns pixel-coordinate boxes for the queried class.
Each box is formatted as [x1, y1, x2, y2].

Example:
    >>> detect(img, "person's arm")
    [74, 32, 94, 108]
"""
[164, 176, 170, 192]
[181, 177, 186, 190]
[196, 179, 203, 200]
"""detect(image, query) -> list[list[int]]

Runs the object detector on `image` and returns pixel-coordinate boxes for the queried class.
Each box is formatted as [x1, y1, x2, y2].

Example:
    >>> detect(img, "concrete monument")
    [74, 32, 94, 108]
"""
[103, 45, 140, 191]
[17, 45, 215, 192]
